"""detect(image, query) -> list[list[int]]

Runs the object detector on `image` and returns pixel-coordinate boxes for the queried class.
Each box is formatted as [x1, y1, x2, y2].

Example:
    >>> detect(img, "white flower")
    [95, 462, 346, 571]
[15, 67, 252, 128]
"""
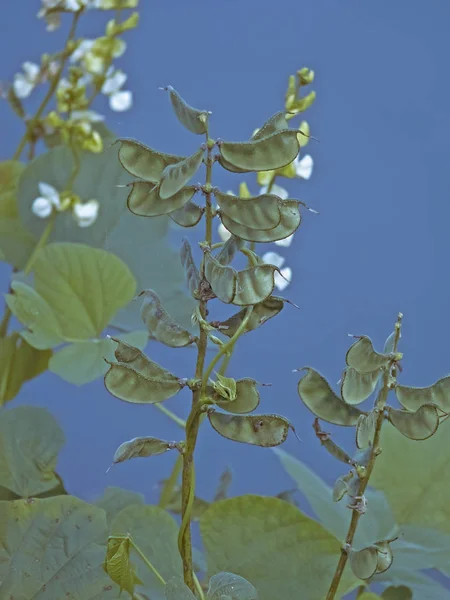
[294, 154, 313, 180]
[101, 68, 132, 111]
[32, 182, 62, 218]
[70, 39, 95, 63]
[13, 62, 40, 98]
[262, 251, 292, 291]
[259, 183, 289, 199]
[218, 222, 232, 242]
[274, 234, 294, 248]
[73, 200, 99, 227]
[71, 109, 104, 123]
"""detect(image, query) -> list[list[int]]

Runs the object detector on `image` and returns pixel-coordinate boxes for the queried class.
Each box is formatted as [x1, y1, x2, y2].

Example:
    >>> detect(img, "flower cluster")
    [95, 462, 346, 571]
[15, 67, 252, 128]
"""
[32, 182, 99, 228]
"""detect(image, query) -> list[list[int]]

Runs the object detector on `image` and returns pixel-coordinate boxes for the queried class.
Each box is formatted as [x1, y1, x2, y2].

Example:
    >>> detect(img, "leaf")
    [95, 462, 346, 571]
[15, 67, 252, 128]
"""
[374, 569, 450, 600]
[139, 289, 195, 347]
[94, 486, 145, 527]
[199, 495, 358, 600]
[341, 367, 381, 405]
[49, 330, 148, 385]
[111, 504, 182, 600]
[220, 200, 302, 243]
[159, 148, 204, 200]
[206, 572, 258, 600]
[371, 416, 450, 533]
[217, 296, 285, 338]
[386, 404, 441, 440]
[215, 189, 283, 230]
[104, 536, 142, 595]
[127, 182, 197, 216]
[0, 217, 36, 270]
[297, 368, 365, 426]
[381, 586, 412, 600]
[395, 375, 450, 412]
[346, 336, 390, 373]
[219, 130, 300, 172]
[0, 406, 65, 497]
[273, 448, 396, 547]
[111, 436, 179, 466]
[208, 411, 292, 447]
[0, 496, 118, 599]
[0, 333, 51, 406]
[208, 378, 261, 414]
[180, 237, 200, 298]
[166, 85, 209, 135]
[117, 138, 186, 182]
[165, 577, 197, 600]
[18, 143, 130, 246]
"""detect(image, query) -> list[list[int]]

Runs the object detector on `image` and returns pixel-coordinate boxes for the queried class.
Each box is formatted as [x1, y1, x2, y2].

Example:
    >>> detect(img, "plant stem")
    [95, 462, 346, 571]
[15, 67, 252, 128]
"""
[128, 537, 166, 586]
[154, 404, 186, 429]
[13, 11, 82, 162]
[325, 313, 403, 600]
[158, 454, 183, 509]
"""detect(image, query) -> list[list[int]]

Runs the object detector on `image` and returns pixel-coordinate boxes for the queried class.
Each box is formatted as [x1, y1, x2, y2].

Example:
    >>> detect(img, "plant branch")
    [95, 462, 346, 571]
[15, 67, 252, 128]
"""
[325, 313, 403, 600]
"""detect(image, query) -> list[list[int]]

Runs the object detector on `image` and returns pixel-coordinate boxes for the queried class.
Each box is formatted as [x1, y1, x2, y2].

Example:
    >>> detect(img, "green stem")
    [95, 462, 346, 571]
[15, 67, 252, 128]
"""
[128, 537, 166, 586]
[325, 313, 403, 600]
[154, 404, 186, 429]
[12, 11, 82, 161]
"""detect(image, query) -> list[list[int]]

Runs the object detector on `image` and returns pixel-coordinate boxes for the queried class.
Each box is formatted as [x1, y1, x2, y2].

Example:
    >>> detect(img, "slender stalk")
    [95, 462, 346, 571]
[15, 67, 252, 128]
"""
[154, 404, 186, 429]
[158, 454, 183, 509]
[128, 537, 166, 586]
[325, 313, 403, 600]
[13, 11, 82, 161]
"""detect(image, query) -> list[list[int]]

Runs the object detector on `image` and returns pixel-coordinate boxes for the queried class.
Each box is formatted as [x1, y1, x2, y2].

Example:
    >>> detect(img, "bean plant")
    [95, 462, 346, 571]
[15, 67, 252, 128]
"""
[1, 3, 450, 600]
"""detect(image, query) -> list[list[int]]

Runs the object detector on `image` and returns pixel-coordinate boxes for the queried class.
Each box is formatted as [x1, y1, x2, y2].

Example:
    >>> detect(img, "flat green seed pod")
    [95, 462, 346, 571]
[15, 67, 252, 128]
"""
[217, 154, 249, 174]
[159, 148, 204, 200]
[352, 445, 372, 468]
[139, 289, 195, 347]
[349, 546, 379, 580]
[180, 237, 200, 297]
[204, 252, 237, 303]
[220, 200, 301, 243]
[373, 541, 394, 574]
[332, 476, 349, 502]
[356, 411, 378, 449]
[346, 336, 390, 373]
[104, 362, 183, 404]
[116, 138, 185, 182]
[234, 263, 278, 306]
[208, 378, 261, 414]
[207, 411, 291, 447]
[297, 368, 364, 426]
[127, 182, 196, 217]
[207, 572, 258, 600]
[170, 201, 204, 227]
[387, 404, 441, 440]
[215, 189, 283, 230]
[110, 337, 176, 380]
[217, 234, 245, 265]
[165, 85, 209, 135]
[218, 296, 285, 338]
[320, 438, 352, 464]
[395, 375, 450, 412]
[341, 367, 381, 405]
[219, 130, 301, 172]
[112, 436, 178, 466]
[251, 111, 290, 141]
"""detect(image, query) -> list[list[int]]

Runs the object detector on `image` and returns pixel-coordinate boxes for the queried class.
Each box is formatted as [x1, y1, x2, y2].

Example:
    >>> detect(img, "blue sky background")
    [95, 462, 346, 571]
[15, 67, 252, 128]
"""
[1, 0, 450, 539]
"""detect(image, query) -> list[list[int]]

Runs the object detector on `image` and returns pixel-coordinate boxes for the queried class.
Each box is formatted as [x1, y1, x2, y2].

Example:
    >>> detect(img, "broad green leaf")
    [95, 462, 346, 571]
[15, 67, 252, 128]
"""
[0, 160, 24, 210]
[0, 496, 118, 598]
[170, 200, 204, 228]
[111, 504, 182, 600]
[159, 148, 204, 200]
[164, 487, 209, 521]
[111, 436, 179, 467]
[217, 296, 285, 338]
[215, 190, 283, 230]
[165, 577, 197, 600]
[214, 466, 233, 501]
[208, 378, 261, 414]
[180, 237, 200, 298]
[346, 336, 390, 373]
[220, 201, 301, 243]
[273, 448, 396, 547]
[391, 524, 450, 571]
[371, 416, 450, 533]
[104, 536, 142, 595]
[297, 368, 364, 426]
[359, 594, 382, 600]
[95, 486, 145, 527]
[0, 333, 51, 406]
[341, 367, 381, 405]
[200, 495, 358, 600]
[139, 289, 195, 347]
[208, 411, 292, 447]
[381, 586, 412, 600]
[6, 281, 65, 349]
[117, 138, 186, 181]
[104, 362, 183, 404]
[395, 375, 450, 412]
[0, 217, 36, 270]
[127, 182, 197, 216]
[374, 568, 450, 600]
[166, 85, 209, 135]
[251, 111, 290, 141]
[206, 572, 258, 600]
[0, 406, 65, 497]
[18, 144, 130, 246]
[219, 130, 300, 172]
[49, 330, 148, 385]
[32, 243, 136, 341]
[386, 404, 441, 440]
